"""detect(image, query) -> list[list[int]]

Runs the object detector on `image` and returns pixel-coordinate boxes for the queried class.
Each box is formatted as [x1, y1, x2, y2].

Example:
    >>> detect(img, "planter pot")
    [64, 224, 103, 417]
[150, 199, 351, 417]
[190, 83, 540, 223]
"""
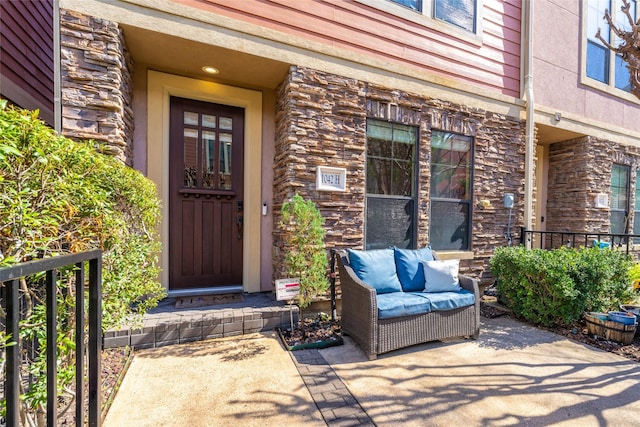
[276, 327, 343, 351]
[620, 305, 640, 336]
[608, 311, 637, 326]
[584, 312, 636, 345]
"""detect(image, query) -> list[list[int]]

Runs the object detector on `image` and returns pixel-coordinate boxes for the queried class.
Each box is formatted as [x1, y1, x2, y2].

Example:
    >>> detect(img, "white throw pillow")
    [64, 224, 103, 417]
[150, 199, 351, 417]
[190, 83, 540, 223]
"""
[422, 259, 461, 292]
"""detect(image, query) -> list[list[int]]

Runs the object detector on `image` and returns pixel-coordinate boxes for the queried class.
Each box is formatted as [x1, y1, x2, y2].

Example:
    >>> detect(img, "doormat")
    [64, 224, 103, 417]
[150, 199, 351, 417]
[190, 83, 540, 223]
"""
[175, 293, 244, 309]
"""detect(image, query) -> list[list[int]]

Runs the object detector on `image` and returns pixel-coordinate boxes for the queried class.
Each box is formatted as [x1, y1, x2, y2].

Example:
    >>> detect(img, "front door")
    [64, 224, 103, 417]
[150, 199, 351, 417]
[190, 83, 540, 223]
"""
[169, 97, 244, 290]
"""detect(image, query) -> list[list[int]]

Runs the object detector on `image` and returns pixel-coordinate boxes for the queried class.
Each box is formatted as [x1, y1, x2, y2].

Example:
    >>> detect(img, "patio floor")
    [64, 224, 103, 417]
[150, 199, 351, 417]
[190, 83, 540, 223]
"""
[104, 313, 640, 426]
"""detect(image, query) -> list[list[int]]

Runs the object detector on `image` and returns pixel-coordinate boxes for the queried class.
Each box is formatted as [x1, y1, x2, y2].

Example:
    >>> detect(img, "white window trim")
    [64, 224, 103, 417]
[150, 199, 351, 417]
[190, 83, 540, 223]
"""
[581, 0, 640, 104]
[356, 0, 483, 46]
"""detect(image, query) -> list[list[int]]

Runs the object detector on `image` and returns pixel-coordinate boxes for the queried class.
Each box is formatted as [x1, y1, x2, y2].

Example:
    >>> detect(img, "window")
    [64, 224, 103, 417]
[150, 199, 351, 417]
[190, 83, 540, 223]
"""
[390, 0, 421, 12]
[429, 131, 473, 251]
[433, 0, 476, 33]
[611, 164, 630, 234]
[585, 0, 636, 93]
[365, 119, 418, 249]
[383, 0, 479, 34]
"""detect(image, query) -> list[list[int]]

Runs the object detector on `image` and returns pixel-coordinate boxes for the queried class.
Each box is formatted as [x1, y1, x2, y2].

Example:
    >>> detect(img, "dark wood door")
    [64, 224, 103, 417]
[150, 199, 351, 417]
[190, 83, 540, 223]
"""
[169, 97, 244, 289]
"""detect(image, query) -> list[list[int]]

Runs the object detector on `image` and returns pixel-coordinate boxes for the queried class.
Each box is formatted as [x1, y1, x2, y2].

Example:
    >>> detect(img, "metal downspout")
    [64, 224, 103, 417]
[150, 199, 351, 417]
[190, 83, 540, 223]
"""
[524, 0, 535, 246]
[53, 0, 62, 133]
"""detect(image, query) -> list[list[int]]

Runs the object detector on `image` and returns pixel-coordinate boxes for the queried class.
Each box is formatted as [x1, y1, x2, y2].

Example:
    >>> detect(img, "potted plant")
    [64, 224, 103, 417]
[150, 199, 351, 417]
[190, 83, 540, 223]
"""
[278, 193, 341, 350]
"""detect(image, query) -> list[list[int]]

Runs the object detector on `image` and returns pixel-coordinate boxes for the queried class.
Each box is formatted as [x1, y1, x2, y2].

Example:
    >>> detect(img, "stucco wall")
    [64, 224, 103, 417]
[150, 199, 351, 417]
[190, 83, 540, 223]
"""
[59, 9, 134, 164]
[273, 66, 526, 287]
[533, 0, 640, 136]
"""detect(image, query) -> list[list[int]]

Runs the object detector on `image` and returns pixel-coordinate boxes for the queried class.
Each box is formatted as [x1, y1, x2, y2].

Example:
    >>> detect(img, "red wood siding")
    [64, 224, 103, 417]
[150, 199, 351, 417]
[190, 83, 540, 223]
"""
[0, 0, 54, 116]
[173, 0, 521, 97]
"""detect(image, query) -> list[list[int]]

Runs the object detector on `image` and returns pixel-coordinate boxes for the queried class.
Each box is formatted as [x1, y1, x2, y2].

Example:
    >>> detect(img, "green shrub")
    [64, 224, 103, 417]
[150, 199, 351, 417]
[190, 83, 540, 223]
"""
[490, 245, 635, 326]
[0, 101, 165, 421]
[280, 194, 329, 308]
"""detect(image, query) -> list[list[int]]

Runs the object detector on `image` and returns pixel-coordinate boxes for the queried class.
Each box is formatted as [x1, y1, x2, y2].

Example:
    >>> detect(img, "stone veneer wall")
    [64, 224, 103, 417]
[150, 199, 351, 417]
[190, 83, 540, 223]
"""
[547, 136, 640, 236]
[59, 9, 134, 165]
[273, 66, 526, 287]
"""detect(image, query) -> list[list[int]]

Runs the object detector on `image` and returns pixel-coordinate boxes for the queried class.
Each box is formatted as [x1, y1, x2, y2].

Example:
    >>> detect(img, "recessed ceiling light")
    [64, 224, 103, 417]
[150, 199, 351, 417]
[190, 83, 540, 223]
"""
[202, 66, 219, 74]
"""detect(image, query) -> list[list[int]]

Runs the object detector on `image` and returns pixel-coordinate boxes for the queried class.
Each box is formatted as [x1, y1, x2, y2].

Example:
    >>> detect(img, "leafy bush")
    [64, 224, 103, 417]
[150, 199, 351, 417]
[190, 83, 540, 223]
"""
[0, 101, 165, 422]
[280, 194, 329, 308]
[490, 245, 635, 327]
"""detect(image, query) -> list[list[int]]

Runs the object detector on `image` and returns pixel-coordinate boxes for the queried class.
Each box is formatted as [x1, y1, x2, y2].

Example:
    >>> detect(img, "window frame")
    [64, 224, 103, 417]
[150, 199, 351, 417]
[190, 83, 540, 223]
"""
[633, 168, 640, 242]
[356, 0, 483, 44]
[583, 0, 639, 102]
[429, 130, 474, 252]
[364, 118, 420, 250]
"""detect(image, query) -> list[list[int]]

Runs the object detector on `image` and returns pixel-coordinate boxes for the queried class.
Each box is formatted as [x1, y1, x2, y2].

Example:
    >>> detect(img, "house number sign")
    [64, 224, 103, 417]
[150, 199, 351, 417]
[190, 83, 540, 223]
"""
[316, 166, 346, 192]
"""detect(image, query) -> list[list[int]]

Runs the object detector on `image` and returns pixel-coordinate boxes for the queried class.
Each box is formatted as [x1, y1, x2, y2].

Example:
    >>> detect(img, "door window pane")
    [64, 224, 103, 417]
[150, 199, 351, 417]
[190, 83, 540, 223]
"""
[202, 130, 216, 189]
[183, 128, 198, 187]
[184, 111, 198, 126]
[219, 116, 233, 131]
[202, 114, 217, 128]
[219, 133, 233, 190]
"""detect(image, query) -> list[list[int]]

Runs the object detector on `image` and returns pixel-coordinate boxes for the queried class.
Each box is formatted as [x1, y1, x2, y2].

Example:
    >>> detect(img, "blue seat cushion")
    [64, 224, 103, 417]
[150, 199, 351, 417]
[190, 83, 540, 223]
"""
[393, 247, 435, 292]
[413, 289, 475, 311]
[347, 248, 403, 294]
[376, 292, 432, 319]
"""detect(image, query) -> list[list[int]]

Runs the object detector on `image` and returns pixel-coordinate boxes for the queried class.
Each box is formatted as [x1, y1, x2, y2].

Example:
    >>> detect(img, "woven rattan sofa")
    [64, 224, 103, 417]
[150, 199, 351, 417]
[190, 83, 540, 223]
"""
[336, 248, 480, 360]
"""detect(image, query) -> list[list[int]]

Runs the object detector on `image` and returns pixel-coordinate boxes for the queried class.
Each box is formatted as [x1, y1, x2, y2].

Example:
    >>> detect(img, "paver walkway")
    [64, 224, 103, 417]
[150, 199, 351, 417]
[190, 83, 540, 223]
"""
[290, 349, 374, 426]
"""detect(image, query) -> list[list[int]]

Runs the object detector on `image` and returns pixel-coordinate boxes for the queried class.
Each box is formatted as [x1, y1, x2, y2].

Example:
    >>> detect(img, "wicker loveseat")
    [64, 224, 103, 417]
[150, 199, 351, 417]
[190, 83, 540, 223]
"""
[336, 247, 480, 360]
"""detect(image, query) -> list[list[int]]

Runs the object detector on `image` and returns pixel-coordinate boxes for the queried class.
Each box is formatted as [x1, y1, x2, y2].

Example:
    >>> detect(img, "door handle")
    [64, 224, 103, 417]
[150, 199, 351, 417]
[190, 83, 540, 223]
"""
[237, 215, 243, 239]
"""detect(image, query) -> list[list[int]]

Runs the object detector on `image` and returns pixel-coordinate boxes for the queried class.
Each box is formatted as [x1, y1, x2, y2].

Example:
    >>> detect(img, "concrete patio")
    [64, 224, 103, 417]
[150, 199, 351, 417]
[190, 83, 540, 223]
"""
[104, 314, 640, 426]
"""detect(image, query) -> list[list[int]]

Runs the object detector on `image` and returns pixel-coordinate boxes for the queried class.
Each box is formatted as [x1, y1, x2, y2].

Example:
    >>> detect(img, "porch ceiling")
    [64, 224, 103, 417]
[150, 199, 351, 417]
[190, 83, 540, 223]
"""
[121, 25, 290, 89]
[536, 123, 584, 145]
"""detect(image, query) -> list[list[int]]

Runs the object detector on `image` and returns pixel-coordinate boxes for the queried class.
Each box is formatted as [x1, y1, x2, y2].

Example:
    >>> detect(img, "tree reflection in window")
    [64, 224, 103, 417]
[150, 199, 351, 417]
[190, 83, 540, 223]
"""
[429, 131, 473, 251]
[366, 121, 416, 196]
[365, 120, 418, 249]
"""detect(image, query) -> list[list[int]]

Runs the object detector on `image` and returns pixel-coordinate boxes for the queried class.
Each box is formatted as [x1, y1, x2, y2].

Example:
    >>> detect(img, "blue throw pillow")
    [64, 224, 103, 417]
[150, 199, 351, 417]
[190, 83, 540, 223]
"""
[347, 248, 403, 294]
[393, 247, 435, 292]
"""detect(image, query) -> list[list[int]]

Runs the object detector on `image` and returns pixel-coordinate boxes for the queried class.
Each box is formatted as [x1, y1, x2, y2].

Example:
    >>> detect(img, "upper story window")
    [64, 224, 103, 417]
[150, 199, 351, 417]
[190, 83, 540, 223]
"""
[585, 0, 637, 94]
[433, 0, 476, 33]
[367, 0, 480, 37]
[391, 0, 422, 12]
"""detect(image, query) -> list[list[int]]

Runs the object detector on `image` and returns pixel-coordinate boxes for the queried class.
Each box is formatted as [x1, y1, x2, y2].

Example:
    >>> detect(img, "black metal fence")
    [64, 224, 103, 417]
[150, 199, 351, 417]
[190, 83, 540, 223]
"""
[520, 228, 640, 257]
[0, 249, 102, 427]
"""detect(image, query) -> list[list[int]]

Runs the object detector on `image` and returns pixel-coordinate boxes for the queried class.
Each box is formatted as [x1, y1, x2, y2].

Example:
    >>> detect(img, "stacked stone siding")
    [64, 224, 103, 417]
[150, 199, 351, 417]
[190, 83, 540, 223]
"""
[59, 9, 134, 165]
[273, 66, 526, 286]
[547, 136, 640, 244]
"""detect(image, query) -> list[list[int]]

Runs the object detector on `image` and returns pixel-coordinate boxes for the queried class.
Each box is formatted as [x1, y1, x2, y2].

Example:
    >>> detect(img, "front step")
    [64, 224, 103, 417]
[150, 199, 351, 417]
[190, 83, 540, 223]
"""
[103, 293, 299, 349]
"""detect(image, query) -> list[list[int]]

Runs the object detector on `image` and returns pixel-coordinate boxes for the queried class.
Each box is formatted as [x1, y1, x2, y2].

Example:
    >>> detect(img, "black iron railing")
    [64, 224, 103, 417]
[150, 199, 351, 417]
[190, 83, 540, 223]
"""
[520, 228, 640, 256]
[0, 249, 102, 427]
